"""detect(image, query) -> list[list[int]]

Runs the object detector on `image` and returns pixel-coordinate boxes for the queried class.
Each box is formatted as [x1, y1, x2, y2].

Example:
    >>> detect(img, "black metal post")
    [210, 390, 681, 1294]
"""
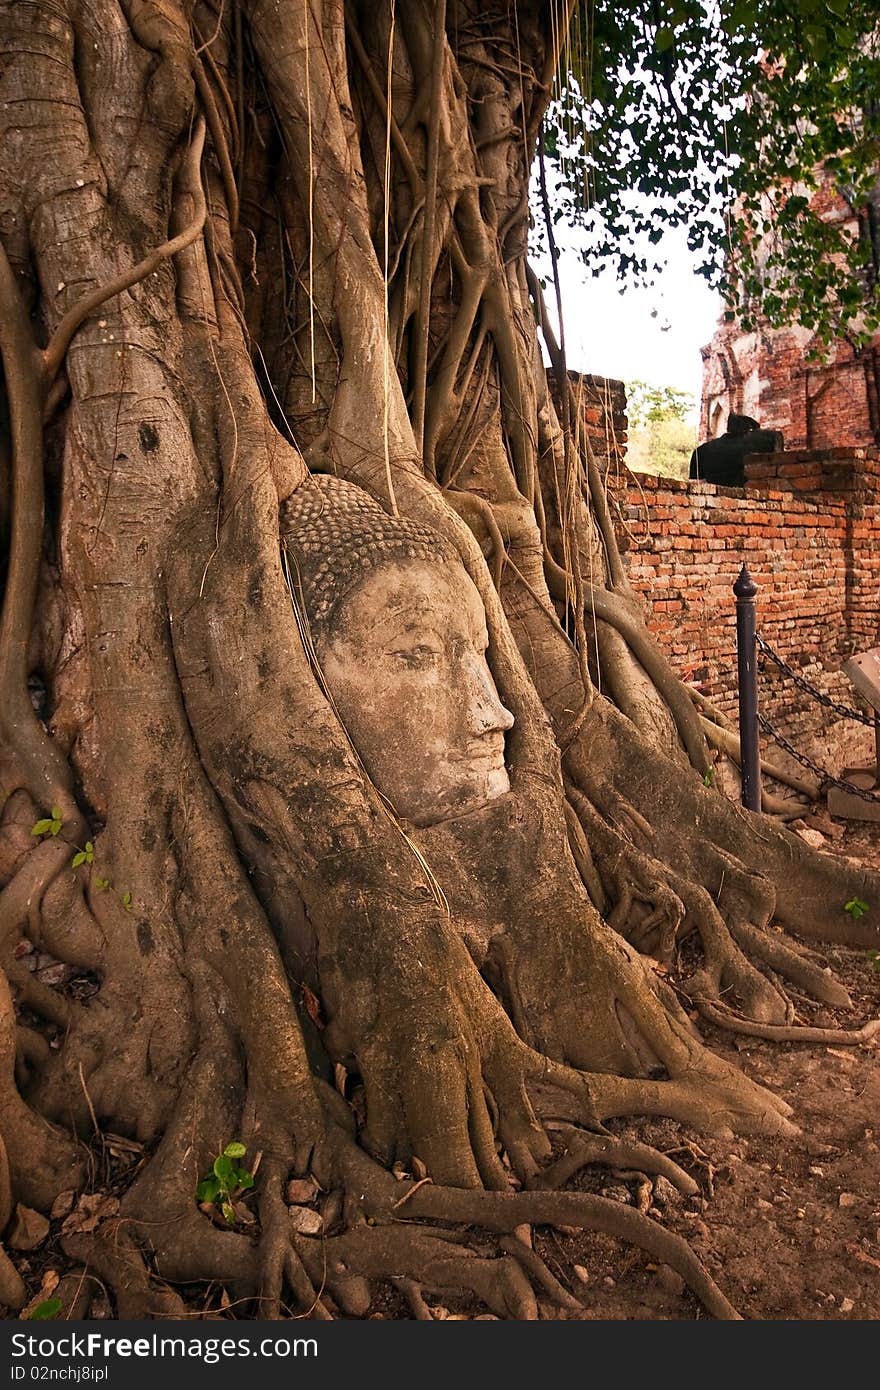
[734, 564, 761, 811]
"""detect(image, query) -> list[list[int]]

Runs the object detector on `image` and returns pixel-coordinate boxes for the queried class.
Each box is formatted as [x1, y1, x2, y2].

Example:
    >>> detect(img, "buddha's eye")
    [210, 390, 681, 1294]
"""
[393, 643, 439, 667]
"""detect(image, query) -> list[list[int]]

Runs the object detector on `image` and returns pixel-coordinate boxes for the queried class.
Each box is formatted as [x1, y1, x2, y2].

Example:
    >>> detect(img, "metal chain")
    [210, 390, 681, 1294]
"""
[757, 712, 880, 803]
[755, 633, 876, 726]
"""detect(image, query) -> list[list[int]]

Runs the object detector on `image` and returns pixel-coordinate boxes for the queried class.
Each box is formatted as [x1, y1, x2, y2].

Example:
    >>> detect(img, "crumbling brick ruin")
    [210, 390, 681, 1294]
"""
[699, 178, 880, 450]
[570, 372, 880, 783]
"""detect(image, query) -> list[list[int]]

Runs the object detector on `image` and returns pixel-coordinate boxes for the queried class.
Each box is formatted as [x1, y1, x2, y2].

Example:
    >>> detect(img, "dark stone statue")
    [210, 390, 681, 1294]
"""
[689, 413, 784, 487]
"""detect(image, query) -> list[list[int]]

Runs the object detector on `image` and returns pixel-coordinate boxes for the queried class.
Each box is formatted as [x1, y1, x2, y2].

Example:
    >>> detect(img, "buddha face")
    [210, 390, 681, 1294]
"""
[316, 561, 514, 826]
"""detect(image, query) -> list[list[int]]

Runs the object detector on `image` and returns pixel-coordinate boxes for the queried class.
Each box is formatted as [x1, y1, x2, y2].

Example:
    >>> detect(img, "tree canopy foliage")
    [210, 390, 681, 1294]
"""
[540, 0, 880, 348]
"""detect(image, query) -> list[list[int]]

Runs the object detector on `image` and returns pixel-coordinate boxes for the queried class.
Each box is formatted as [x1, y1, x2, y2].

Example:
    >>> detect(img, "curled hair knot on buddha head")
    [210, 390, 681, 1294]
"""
[280, 474, 457, 631]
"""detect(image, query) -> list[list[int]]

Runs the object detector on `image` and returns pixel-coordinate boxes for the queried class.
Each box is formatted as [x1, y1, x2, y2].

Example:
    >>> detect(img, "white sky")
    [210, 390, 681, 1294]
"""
[538, 227, 723, 421]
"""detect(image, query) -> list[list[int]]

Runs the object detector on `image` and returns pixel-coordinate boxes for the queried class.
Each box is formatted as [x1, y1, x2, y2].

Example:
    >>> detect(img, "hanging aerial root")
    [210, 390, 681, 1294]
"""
[41, 118, 207, 383]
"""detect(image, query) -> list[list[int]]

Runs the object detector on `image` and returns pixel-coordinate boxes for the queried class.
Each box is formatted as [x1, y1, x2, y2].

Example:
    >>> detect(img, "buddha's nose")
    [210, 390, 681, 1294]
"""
[465, 654, 515, 736]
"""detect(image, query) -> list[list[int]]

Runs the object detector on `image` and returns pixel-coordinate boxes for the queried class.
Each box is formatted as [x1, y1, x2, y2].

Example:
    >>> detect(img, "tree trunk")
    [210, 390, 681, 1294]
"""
[0, 0, 876, 1320]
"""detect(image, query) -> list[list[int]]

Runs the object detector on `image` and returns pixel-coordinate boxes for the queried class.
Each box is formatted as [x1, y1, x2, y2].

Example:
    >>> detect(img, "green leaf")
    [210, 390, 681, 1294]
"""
[72, 851, 86, 868]
[223, 1141, 247, 1159]
[221, 1200, 236, 1225]
[121, 891, 132, 909]
[27, 1297, 62, 1320]
[196, 1176, 220, 1203]
[94, 878, 110, 892]
[844, 897, 869, 918]
[31, 819, 54, 836]
[702, 768, 714, 787]
[234, 1170, 255, 1191]
[213, 1154, 234, 1187]
[51, 806, 62, 822]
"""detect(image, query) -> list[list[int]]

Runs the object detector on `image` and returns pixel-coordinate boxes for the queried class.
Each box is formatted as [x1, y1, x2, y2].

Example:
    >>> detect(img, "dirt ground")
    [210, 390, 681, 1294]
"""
[4, 823, 879, 1323]
[349, 815, 880, 1321]
[529, 817, 880, 1322]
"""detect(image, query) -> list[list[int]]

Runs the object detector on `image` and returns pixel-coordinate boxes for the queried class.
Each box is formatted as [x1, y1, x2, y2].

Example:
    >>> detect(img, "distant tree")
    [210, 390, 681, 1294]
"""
[625, 382, 696, 479]
[627, 381, 695, 431]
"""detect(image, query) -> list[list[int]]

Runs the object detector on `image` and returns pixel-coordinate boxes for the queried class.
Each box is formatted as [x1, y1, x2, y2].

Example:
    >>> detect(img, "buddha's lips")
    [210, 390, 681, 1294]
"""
[450, 740, 508, 770]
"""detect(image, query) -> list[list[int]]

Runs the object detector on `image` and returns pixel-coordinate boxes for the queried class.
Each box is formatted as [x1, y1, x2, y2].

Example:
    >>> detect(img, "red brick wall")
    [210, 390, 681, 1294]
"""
[566, 372, 628, 468]
[608, 449, 880, 774]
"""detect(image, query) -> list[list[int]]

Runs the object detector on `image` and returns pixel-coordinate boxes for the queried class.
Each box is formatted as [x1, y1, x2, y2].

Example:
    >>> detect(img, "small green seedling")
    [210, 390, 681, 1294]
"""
[867, 949, 880, 973]
[26, 1297, 62, 1320]
[702, 768, 714, 787]
[196, 1142, 255, 1224]
[71, 841, 94, 868]
[31, 806, 63, 838]
[844, 897, 869, 920]
[121, 891, 133, 910]
[93, 877, 110, 892]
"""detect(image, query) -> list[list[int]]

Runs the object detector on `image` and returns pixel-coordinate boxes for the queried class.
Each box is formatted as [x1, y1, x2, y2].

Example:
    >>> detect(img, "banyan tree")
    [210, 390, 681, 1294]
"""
[0, 0, 878, 1320]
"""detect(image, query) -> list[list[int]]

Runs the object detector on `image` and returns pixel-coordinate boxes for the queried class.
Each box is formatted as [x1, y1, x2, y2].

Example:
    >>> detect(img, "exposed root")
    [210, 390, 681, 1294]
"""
[299, 1224, 542, 1319]
[534, 1129, 699, 1197]
[0, 1241, 26, 1310]
[565, 778, 684, 962]
[727, 919, 851, 1009]
[386, 1182, 742, 1319]
[497, 1233, 583, 1312]
[0, 965, 86, 1210]
[256, 1159, 333, 1319]
[62, 1227, 188, 1320]
[695, 998, 880, 1045]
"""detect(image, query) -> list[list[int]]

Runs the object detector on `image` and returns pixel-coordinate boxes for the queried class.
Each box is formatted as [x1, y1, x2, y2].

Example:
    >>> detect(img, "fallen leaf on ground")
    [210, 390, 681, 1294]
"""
[60, 1193, 120, 1236]
[20, 1270, 59, 1321]
[49, 1191, 75, 1221]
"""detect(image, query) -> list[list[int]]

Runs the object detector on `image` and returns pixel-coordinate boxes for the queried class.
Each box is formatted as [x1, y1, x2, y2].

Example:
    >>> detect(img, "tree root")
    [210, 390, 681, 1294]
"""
[566, 764, 857, 1028]
[256, 1159, 333, 1320]
[534, 1128, 699, 1197]
[381, 1181, 741, 1319]
[727, 919, 851, 1010]
[695, 998, 880, 1045]
[299, 1225, 545, 1319]
[0, 1244, 26, 1309]
[41, 120, 207, 383]
[62, 1227, 188, 1320]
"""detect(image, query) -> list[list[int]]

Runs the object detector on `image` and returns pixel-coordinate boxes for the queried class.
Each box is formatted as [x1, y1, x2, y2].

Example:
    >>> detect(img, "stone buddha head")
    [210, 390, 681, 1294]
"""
[281, 476, 514, 826]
